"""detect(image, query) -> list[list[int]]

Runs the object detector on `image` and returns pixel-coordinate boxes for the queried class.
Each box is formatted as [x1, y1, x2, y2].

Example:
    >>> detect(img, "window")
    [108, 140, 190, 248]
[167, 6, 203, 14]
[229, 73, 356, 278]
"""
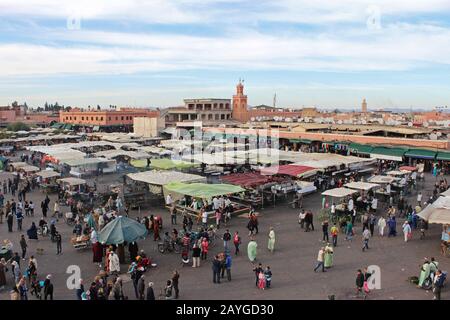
[81, 117, 84, 121]
[100, 117, 103, 121]
[116, 117, 118, 120]
[109, 117, 111, 121]
[96, 117, 98, 121]
[121, 116, 124, 120]
[91, 117, 94, 121]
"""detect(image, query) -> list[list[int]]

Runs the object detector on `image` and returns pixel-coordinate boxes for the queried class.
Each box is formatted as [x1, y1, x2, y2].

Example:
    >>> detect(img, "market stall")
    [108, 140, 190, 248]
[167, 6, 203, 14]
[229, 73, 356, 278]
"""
[36, 169, 61, 193]
[125, 170, 206, 208]
[322, 187, 358, 216]
[163, 182, 249, 219]
[418, 196, 450, 224]
[62, 157, 117, 177]
[97, 216, 148, 263]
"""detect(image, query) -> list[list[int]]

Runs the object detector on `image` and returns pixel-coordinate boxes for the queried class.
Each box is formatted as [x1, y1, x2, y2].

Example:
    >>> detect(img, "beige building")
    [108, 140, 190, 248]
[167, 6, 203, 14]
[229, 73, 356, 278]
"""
[133, 116, 165, 137]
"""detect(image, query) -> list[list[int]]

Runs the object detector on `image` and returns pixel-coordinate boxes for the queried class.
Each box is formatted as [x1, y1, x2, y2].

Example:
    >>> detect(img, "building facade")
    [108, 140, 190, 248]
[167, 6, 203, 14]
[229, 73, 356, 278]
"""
[59, 108, 159, 126]
[164, 98, 232, 126]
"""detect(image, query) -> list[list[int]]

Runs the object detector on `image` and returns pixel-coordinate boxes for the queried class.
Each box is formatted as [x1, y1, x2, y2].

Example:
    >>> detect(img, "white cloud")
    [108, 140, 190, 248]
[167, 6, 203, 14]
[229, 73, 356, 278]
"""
[1, 20, 450, 77]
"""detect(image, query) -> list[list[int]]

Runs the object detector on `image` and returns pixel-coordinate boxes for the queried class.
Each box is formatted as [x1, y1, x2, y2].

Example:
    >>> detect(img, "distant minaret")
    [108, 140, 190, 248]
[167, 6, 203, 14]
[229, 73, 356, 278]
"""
[362, 98, 368, 113]
[232, 79, 249, 122]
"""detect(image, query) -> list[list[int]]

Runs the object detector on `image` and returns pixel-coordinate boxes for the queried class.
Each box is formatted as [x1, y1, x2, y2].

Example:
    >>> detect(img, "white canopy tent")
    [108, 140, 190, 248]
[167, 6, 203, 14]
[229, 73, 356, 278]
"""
[368, 175, 395, 184]
[418, 196, 450, 224]
[127, 170, 206, 186]
[36, 170, 61, 179]
[322, 188, 358, 198]
[344, 181, 380, 191]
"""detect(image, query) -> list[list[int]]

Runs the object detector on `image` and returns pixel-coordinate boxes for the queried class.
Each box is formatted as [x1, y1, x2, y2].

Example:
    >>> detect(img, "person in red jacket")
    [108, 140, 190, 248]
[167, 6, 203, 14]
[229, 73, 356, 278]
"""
[201, 237, 209, 260]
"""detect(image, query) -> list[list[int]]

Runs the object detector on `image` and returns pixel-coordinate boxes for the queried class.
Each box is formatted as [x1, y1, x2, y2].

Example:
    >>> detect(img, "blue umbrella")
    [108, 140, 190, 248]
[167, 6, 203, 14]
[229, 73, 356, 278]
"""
[98, 216, 147, 245]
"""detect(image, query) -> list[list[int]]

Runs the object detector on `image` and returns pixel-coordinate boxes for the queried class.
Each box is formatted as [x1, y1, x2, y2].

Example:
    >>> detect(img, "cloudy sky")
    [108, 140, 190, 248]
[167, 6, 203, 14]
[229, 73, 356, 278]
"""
[0, 0, 450, 109]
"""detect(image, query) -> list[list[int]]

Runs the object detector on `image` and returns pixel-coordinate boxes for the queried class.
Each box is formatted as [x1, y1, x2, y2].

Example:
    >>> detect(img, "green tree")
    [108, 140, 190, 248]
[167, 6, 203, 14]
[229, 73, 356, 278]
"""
[7, 122, 30, 132]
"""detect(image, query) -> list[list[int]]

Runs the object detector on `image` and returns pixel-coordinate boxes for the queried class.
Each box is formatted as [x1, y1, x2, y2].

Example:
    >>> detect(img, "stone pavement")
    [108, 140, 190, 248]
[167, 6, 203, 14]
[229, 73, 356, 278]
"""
[0, 170, 448, 300]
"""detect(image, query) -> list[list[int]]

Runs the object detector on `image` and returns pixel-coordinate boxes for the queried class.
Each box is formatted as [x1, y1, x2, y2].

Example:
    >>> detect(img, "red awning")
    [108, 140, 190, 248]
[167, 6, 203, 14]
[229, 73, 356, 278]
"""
[399, 166, 417, 172]
[260, 165, 316, 177]
[221, 172, 284, 188]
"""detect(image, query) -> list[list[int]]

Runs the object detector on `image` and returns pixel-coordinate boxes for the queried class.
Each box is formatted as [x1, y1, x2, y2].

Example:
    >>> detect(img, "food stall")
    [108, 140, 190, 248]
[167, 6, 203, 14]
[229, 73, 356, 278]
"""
[163, 182, 249, 220]
[62, 157, 117, 178]
[18, 165, 40, 178]
[221, 172, 287, 208]
[322, 187, 358, 216]
[125, 170, 206, 208]
[7, 161, 27, 172]
[36, 169, 61, 193]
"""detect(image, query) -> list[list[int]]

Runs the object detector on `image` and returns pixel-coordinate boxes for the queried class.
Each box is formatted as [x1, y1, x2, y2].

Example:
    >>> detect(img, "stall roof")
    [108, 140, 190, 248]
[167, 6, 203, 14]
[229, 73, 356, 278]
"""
[9, 162, 27, 169]
[368, 175, 395, 184]
[221, 172, 282, 188]
[386, 170, 409, 176]
[62, 157, 114, 167]
[260, 164, 318, 178]
[127, 170, 205, 186]
[164, 182, 245, 199]
[322, 187, 358, 198]
[36, 170, 61, 179]
[370, 147, 406, 161]
[57, 177, 86, 185]
[95, 150, 150, 160]
[418, 196, 450, 224]
[404, 148, 436, 160]
[436, 152, 450, 161]
[20, 165, 40, 173]
[349, 143, 373, 155]
[441, 189, 450, 197]
[151, 159, 198, 170]
[182, 153, 246, 165]
[344, 181, 380, 191]
[399, 166, 418, 172]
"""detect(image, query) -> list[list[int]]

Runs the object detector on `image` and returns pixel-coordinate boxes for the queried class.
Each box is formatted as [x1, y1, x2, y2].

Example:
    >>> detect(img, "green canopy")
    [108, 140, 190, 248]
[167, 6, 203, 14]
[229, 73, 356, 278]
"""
[436, 152, 450, 161]
[370, 147, 406, 161]
[289, 139, 312, 144]
[404, 149, 436, 160]
[349, 143, 373, 154]
[150, 158, 197, 170]
[130, 159, 150, 168]
[98, 216, 147, 245]
[50, 122, 64, 129]
[164, 182, 245, 199]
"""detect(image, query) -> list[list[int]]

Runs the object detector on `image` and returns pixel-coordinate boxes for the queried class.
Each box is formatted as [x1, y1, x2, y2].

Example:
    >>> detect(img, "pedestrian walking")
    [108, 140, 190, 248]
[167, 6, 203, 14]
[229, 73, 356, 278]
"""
[172, 270, 179, 299]
[233, 231, 241, 255]
[377, 216, 386, 237]
[268, 227, 275, 253]
[201, 237, 209, 260]
[313, 247, 326, 272]
[264, 266, 272, 288]
[19, 235, 27, 260]
[252, 263, 263, 287]
[212, 255, 221, 284]
[192, 243, 201, 268]
[330, 223, 339, 247]
[223, 229, 231, 251]
[322, 220, 329, 242]
[56, 232, 62, 254]
[247, 237, 257, 263]
[402, 221, 412, 242]
[362, 228, 370, 251]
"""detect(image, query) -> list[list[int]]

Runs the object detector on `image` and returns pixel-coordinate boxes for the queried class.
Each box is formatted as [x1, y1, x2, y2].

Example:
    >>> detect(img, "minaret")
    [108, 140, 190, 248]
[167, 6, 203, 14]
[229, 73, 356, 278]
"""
[232, 79, 248, 122]
[362, 98, 368, 113]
